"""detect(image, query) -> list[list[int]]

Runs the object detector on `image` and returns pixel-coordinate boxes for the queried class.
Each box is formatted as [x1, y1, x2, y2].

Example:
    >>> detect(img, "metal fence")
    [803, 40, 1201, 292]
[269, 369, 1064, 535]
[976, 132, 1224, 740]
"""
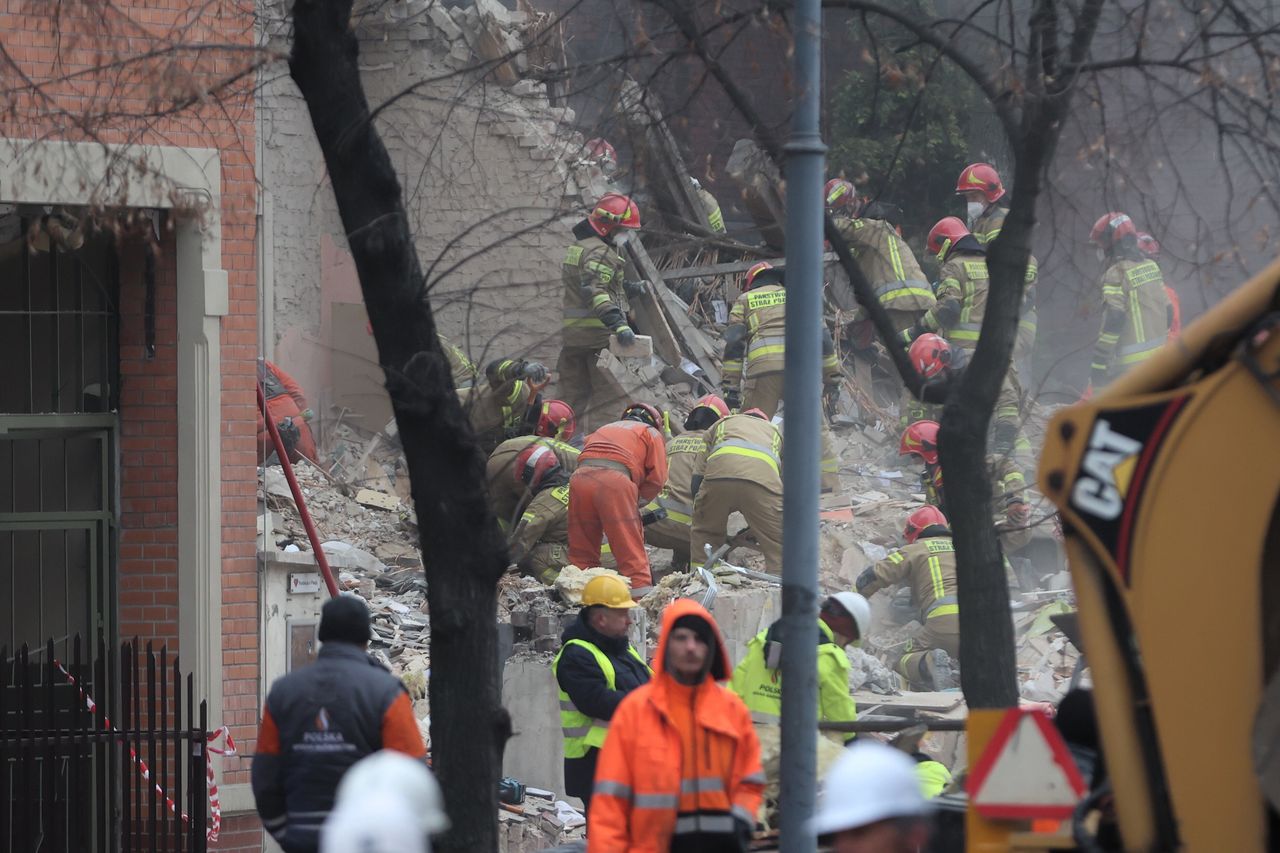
[1, 635, 208, 853]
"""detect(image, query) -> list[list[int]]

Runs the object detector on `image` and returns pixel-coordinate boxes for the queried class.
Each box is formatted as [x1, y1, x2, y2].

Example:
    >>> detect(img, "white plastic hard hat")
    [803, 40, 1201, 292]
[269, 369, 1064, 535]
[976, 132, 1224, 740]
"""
[321, 794, 428, 853]
[334, 750, 450, 836]
[829, 591, 872, 642]
[809, 741, 929, 836]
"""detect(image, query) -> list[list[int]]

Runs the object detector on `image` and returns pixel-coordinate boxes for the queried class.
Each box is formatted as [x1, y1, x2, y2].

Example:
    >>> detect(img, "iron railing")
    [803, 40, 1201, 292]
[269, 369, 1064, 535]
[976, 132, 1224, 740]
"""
[0, 634, 208, 852]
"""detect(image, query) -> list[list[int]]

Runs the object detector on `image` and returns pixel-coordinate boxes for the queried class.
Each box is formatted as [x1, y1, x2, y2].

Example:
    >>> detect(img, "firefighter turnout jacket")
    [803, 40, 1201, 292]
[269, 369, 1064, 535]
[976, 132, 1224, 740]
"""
[967, 206, 1039, 366]
[562, 234, 631, 350]
[832, 216, 935, 315]
[1091, 258, 1170, 384]
[913, 241, 989, 351]
[486, 436, 580, 527]
[856, 529, 958, 623]
[722, 283, 841, 395]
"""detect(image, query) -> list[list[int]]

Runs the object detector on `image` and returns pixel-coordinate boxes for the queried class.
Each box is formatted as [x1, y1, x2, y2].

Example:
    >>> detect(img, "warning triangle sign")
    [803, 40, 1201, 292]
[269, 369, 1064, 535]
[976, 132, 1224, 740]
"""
[969, 708, 1087, 820]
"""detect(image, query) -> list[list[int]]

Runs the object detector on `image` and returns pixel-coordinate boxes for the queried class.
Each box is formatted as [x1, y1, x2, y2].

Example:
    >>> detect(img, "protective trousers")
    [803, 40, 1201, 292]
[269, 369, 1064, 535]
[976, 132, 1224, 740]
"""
[692, 480, 784, 573]
[568, 466, 651, 588]
[742, 371, 840, 493]
[556, 347, 627, 432]
[897, 612, 960, 688]
[644, 516, 691, 563]
[524, 543, 615, 585]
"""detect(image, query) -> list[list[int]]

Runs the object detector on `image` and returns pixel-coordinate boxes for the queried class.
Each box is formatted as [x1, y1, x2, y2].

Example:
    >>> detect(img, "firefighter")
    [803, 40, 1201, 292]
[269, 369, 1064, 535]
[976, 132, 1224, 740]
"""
[458, 357, 549, 454]
[589, 599, 764, 852]
[898, 418, 1029, 547]
[1088, 212, 1170, 391]
[1138, 231, 1182, 337]
[643, 394, 729, 570]
[691, 177, 726, 235]
[439, 335, 478, 389]
[690, 409, 784, 575]
[567, 402, 668, 593]
[954, 163, 1040, 389]
[722, 261, 842, 492]
[257, 359, 318, 465]
[581, 137, 619, 177]
[825, 178, 935, 338]
[558, 193, 643, 431]
[507, 443, 613, 584]
[730, 592, 870, 743]
[855, 506, 958, 691]
[486, 400, 579, 528]
[552, 575, 652, 820]
[905, 218, 1024, 460]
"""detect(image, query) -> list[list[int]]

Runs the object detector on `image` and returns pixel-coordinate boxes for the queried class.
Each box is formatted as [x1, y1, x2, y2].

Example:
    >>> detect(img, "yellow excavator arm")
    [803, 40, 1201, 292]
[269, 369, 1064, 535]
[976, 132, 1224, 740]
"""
[1038, 257, 1280, 851]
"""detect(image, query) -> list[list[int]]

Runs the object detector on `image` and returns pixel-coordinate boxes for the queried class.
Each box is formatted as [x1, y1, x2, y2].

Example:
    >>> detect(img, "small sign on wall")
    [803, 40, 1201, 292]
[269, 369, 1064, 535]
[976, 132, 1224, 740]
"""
[289, 572, 323, 595]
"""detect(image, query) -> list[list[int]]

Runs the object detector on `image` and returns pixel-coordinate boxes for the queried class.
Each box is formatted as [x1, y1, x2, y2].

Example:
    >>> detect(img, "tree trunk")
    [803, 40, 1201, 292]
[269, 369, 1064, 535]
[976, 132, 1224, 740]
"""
[289, 2, 510, 849]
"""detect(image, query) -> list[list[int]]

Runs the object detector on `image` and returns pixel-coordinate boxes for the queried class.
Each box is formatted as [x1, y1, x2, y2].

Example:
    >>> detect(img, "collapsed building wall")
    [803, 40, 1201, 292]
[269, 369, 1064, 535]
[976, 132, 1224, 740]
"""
[259, 0, 612, 428]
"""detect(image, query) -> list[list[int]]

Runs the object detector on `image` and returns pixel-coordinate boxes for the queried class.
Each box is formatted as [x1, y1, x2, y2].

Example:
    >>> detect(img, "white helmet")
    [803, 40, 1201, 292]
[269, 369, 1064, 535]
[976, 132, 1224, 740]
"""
[809, 741, 929, 837]
[333, 750, 450, 836]
[322, 795, 428, 853]
[829, 591, 871, 642]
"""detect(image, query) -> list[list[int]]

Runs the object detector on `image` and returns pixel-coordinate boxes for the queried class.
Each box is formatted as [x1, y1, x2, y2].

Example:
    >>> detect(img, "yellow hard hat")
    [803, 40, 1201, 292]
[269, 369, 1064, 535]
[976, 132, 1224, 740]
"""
[581, 575, 637, 609]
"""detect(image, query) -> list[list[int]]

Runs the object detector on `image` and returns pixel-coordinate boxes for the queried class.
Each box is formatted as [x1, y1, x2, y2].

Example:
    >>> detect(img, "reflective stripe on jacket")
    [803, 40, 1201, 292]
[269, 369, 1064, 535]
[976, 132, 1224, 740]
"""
[729, 619, 858, 741]
[589, 599, 765, 852]
[1092, 259, 1170, 377]
[833, 216, 935, 312]
[562, 235, 629, 349]
[696, 414, 783, 492]
[645, 431, 704, 525]
[553, 638, 651, 758]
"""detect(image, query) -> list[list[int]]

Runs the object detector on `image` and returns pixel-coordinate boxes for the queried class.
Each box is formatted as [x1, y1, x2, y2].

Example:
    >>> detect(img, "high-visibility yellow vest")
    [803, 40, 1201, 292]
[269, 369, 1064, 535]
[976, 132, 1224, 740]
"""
[916, 759, 953, 798]
[551, 638, 650, 758]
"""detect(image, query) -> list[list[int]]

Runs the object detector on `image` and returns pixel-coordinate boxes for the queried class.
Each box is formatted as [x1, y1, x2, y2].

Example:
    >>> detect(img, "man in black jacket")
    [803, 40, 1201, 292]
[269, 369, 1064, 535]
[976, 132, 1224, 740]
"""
[252, 595, 426, 852]
[551, 574, 652, 817]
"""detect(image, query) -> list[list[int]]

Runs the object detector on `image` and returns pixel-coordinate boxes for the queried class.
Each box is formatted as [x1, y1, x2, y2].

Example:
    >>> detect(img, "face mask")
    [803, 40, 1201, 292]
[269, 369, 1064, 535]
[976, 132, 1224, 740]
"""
[1096, 247, 1107, 262]
[966, 201, 985, 227]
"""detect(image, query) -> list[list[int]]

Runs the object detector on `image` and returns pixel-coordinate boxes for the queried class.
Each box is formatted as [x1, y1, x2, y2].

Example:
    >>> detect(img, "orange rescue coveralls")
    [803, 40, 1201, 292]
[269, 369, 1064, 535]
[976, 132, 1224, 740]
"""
[568, 419, 668, 589]
[257, 360, 317, 464]
[589, 599, 765, 852]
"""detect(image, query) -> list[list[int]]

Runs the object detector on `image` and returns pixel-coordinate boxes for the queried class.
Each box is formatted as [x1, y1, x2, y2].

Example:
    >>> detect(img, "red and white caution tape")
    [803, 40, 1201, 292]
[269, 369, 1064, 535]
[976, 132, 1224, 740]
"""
[54, 659, 236, 842]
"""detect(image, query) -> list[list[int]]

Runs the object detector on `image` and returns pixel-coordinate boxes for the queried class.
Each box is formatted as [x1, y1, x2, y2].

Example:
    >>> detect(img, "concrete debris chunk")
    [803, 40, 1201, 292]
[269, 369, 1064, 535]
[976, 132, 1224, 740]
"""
[553, 565, 630, 605]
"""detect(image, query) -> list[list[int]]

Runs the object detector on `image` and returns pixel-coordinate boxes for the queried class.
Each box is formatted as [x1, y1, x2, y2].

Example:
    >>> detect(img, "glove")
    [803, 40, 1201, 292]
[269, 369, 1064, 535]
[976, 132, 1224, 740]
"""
[724, 388, 741, 411]
[520, 361, 549, 384]
[615, 327, 636, 346]
[640, 506, 668, 526]
[300, 408, 315, 422]
[276, 417, 301, 457]
[623, 279, 648, 298]
[1006, 501, 1031, 525]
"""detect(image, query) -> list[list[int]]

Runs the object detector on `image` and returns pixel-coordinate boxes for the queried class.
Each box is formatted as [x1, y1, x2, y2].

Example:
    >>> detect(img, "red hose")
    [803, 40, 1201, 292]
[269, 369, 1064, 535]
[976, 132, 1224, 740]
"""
[258, 381, 340, 598]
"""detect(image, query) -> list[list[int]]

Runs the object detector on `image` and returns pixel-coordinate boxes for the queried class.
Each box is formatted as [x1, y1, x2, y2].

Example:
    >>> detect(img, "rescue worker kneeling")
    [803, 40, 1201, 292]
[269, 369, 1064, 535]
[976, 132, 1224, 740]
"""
[552, 576, 651, 821]
[590, 599, 764, 853]
[507, 443, 613, 584]
[730, 592, 869, 744]
[855, 506, 959, 691]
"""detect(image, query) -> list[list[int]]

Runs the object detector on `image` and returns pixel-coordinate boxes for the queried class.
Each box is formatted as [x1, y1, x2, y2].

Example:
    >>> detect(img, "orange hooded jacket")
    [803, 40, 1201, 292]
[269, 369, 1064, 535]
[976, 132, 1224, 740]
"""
[588, 599, 764, 852]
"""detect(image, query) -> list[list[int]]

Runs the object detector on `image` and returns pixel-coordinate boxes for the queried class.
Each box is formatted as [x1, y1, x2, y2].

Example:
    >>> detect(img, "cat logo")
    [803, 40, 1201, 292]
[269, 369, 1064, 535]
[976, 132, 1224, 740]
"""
[1071, 419, 1143, 521]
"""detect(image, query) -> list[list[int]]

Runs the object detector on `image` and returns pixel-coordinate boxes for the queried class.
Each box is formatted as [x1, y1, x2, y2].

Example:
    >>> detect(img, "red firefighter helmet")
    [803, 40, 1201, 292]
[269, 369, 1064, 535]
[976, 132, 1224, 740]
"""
[904, 505, 948, 544]
[899, 419, 940, 465]
[535, 399, 576, 442]
[742, 408, 769, 420]
[513, 443, 561, 491]
[745, 261, 783, 290]
[926, 217, 970, 262]
[693, 394, 730, 420]
[621, 401, 662, 430]
[824, 178, 858, 213]
[909, 333, 953, 379]
[583, 137, 618, 174]
[1136, 231, 1161, 259]
[1089, 211, 1137, 247]
[588, 193, 641, 237]
[955, 163, 1005, 203]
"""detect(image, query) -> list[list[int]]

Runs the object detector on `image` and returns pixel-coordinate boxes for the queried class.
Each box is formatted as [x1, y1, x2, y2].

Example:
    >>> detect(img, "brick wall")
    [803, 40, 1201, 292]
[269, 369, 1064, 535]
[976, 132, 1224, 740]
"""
[117, 234, 181, 646]
[0, 1, 261, 835]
